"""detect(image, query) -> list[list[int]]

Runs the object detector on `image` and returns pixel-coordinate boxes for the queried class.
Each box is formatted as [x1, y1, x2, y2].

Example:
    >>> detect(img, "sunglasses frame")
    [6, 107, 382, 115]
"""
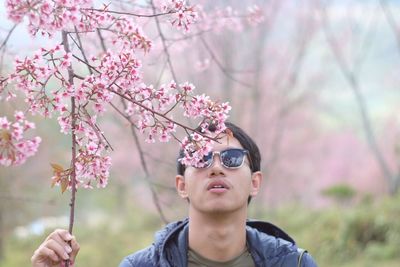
[197, 148, 250, 169]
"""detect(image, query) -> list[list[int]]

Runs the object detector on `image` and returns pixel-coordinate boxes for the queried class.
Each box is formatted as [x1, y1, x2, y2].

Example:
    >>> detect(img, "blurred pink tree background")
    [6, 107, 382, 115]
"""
[1, 0, 400, 262]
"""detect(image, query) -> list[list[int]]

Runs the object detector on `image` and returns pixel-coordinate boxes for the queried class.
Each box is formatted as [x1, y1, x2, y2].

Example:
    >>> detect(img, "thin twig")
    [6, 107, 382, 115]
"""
[199, 36, 253, 88]
[82, 8, 175, 18]
[380, 0, 400, 55]
[0, 24, 17, 51]
[121, 99, 169, 224]
[150, 0, 179, 83]
[71, 27, 93, 75]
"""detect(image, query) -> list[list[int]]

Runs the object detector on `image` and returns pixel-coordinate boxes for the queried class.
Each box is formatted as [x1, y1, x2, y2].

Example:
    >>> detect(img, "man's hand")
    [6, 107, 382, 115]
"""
[31, 229, 80, 267]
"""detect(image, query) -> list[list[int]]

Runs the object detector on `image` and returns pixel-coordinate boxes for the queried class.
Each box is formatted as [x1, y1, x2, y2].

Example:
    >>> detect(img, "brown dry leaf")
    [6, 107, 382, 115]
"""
[60, 178, 69, 194]
[50, 163, 64, 173]
[0, 130, 11, 141]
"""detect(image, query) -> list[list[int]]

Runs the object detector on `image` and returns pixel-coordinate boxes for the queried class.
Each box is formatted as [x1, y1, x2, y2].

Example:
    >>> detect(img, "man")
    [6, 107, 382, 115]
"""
[31, 122, 318, 267]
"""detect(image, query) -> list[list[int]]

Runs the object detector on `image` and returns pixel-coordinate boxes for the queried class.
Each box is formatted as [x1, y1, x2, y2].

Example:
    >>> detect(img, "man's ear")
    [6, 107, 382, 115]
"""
[250, 171, 263, 197]
[176, 175, 188, 199]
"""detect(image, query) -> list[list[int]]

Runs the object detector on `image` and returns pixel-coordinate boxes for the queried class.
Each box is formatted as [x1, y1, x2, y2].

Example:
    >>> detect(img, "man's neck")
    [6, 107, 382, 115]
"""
[188, 210, 248, 262]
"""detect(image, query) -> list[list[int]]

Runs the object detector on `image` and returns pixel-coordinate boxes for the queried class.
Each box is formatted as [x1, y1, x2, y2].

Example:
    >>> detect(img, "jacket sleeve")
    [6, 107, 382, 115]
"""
[118, 257, 133, 267]
[300, 252, 318, 267]
[118, 256, 155, 267]
[118, 247, 157, 267]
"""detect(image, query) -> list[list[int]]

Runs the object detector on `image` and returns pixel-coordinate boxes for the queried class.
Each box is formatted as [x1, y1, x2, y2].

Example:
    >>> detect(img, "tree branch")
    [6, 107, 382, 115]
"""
[0, 24, 17, 51]
[62, 30, 77, 267]
[380, 0, 400, 55]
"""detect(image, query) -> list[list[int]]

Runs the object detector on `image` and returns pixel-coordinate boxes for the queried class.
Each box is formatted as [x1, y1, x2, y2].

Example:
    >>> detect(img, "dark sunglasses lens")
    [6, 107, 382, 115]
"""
[221, 149, 245, 168]
[200, 152, 214, 168]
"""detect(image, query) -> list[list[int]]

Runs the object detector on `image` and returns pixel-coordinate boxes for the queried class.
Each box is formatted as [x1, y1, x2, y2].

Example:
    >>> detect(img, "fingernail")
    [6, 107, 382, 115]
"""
[63, 252, 70, 260]
[65, 246, 72, 253]
[66, 233, 73, 239]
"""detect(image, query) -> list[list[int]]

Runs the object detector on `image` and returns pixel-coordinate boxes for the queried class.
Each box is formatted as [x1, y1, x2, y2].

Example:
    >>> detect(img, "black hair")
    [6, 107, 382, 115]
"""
[176, 121, 261, 175]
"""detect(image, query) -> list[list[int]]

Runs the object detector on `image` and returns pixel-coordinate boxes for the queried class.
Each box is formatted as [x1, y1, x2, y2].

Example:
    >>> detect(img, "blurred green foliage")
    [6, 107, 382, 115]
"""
[1, 193, 400, 267]
[266, 193, 400, 267]
[321, 183, 356, 203]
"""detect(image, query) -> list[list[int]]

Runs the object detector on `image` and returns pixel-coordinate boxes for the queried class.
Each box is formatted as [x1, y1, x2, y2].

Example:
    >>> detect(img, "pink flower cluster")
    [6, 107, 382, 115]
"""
[6, 0, 93, 36]
[75, 129, 111, 188]
[162, 0, 198, 32]
[178, 86, 231, 168]
[124, 81, 181, 143]
[179, 132, 213, 168]
[75, 50, 142, 115]
[10, 44, 72, 117]
[247, 5, 264, 27]
[182, 93, 231, 124]
[178, 118, 228, 168]
[122, 80, 231, 155]
[56, 114, 112, 189]
[111, 18, 152, 52]
[0, 111, 41, 166]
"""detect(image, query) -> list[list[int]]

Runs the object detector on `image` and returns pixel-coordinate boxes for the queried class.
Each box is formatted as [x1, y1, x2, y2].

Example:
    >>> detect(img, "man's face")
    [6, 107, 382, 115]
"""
[175, 134, 262, 215]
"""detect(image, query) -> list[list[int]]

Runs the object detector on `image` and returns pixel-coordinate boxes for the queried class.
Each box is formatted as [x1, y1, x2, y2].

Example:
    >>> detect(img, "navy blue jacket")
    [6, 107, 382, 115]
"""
[119, 218, 318, 267]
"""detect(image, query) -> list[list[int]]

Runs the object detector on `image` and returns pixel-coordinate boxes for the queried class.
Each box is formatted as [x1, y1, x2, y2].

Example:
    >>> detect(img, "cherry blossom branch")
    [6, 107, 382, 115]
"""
[61, 30, 77, 267]
[109, 88, 219, 142]
[69, 29, 94, 75]
[2, 0, 231, 238]
[80, 107, 114, 151]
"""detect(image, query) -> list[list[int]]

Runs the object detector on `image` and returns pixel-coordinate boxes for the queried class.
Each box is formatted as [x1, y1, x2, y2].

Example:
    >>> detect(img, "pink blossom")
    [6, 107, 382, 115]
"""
[111, 18, 152, 52]
[180, 82, 195, 93]
[75, 151, 112, 189]
[162, 0, 198, 32]
[6, 0, 94, 36]
[0, 113, 41, 166]
[247, 5, 264, 26]
[179, 133, 213, 168]
[10, 45, 74, 117]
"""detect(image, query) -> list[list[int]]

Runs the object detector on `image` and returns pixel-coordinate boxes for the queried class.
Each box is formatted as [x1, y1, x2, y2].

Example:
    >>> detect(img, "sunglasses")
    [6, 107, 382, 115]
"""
[197, 148, 250, 169]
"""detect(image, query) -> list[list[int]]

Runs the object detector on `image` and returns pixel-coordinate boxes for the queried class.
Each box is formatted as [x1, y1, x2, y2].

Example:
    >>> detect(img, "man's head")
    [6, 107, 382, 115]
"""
[175, 122, 263, 214]
[176, 122, 261, 176]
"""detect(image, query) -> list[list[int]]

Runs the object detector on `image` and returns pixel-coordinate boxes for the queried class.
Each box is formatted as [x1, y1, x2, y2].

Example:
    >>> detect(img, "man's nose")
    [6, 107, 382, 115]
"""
[208, 154, 226, 177]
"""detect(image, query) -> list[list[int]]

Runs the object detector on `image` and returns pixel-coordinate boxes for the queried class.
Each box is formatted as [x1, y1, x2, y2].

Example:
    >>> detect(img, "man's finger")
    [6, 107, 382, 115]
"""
[46, 229, 73, 242]
[31, 246, 60, 263]
[70, 237, 80, 261]
[44, 239, 70, 260]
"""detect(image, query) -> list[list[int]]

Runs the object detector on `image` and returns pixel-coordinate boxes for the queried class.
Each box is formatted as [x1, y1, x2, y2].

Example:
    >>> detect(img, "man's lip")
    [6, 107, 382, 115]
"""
[207, 180, 230, 190]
